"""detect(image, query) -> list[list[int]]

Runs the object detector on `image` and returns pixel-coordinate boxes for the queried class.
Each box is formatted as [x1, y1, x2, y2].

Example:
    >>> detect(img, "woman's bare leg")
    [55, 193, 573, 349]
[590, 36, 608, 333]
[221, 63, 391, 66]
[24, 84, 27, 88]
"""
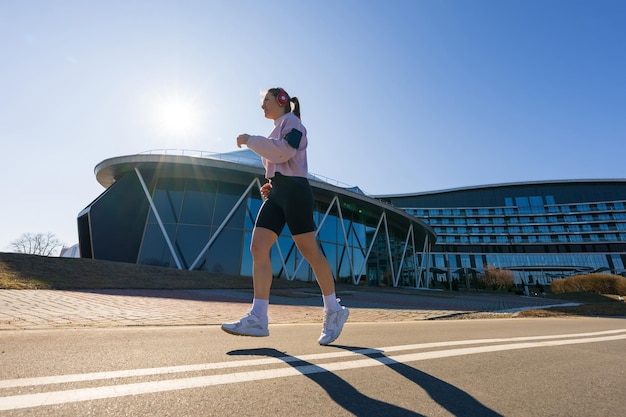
[292, 231, 335, 296]
[250, 227, 279, 300]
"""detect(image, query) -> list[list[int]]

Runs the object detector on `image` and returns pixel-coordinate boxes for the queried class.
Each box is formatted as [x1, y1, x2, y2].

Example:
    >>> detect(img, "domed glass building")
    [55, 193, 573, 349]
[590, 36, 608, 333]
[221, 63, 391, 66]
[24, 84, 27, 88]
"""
[78, 150, 436, 288]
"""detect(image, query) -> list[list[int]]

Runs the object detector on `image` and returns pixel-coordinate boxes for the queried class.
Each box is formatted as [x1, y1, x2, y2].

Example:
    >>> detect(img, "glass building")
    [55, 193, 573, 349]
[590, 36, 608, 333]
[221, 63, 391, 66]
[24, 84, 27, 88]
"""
[378, 180, 626, 286]
[78, 150, 436, 288]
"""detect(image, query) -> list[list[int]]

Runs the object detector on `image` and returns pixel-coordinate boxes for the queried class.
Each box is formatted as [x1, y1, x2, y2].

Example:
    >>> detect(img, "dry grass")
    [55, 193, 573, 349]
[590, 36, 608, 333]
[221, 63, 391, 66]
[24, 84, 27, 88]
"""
[0, 252, 315, 291]
[517, 292, 626, 318]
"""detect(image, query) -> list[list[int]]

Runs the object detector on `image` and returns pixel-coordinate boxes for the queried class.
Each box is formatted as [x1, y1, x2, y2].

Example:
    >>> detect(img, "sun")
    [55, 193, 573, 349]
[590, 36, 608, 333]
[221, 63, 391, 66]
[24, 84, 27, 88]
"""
[154, 94, 201, 137]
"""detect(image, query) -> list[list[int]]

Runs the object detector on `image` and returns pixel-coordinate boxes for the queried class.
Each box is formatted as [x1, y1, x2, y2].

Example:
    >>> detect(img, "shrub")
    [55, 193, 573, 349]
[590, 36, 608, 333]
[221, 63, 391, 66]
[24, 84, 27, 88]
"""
[550, 273, 626, 295]
[479, 265, 515, 291]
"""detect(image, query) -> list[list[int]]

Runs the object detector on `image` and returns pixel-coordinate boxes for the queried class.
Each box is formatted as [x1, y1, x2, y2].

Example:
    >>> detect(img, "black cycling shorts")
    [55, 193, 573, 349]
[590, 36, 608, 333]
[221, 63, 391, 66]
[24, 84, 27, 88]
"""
[255, 173, 316, 236]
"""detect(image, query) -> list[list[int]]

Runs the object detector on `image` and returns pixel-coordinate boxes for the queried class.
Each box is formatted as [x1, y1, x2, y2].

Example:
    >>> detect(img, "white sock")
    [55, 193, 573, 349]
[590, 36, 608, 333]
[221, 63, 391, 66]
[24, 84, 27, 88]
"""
[322, 293, 342, 313]
[250, 298, 269, 326]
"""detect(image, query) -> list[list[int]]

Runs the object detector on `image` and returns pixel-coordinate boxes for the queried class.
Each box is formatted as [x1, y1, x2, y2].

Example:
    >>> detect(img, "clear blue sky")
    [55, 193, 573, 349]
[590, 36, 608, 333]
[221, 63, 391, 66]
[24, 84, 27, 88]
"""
[1, 0, 625, 252]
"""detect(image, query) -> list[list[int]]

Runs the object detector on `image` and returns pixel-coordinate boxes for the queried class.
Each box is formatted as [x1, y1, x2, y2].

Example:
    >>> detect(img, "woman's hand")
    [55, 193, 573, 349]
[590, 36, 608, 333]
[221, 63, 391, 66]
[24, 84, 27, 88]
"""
[237, 134, 250, 148]
[260, 182, 272, 200]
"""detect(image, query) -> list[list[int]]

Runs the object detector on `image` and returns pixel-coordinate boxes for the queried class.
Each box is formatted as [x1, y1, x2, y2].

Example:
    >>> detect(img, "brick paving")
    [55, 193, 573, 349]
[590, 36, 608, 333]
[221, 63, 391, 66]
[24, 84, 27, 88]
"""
[0, 288, 574, 330]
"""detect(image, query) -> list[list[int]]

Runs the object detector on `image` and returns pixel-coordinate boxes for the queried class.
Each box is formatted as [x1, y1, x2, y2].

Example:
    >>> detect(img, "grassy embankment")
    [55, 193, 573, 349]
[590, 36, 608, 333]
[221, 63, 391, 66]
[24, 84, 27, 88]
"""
[1, 252, 625, 317]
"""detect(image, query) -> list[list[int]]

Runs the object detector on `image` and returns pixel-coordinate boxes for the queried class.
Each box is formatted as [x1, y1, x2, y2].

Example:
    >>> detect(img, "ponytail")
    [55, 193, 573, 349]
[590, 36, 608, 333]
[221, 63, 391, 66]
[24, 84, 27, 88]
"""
[290, 97, 301, 119]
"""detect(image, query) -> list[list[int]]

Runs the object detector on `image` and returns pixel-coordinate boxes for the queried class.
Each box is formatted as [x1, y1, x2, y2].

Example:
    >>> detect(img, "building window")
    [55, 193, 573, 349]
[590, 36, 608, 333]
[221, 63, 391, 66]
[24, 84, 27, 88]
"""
[611, 254, 624, 269]
[516, 197, 530, 214]
[529, 196, 544, 213]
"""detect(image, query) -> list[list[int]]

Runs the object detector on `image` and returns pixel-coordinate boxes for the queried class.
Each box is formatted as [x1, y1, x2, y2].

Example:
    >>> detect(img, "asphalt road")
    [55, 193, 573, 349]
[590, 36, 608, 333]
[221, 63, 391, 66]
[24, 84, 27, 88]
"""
[1, 318, 625, 416]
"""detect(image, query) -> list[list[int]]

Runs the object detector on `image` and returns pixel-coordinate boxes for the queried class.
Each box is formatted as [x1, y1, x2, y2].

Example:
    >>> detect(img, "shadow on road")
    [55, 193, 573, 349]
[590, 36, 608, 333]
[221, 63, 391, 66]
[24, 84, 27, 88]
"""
[333, 345, 503, 417]
[228, 347, 423, 416]
[228, 346, 503, 417]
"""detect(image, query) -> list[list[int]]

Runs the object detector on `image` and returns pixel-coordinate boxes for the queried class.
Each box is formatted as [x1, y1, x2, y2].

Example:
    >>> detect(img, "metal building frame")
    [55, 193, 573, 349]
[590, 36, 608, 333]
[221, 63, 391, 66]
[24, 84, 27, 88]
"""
[134, 167, 432, 288]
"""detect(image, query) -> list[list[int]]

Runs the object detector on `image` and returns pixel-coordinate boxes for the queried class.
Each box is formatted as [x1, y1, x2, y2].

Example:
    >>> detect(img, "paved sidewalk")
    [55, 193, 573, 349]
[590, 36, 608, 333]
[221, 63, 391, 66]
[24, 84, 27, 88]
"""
[0, 288, 574, 330]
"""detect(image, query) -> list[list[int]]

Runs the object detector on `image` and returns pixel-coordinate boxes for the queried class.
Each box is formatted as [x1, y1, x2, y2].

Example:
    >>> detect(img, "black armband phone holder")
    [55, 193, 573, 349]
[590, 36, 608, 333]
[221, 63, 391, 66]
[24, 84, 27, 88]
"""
[284, 129, 303, 149]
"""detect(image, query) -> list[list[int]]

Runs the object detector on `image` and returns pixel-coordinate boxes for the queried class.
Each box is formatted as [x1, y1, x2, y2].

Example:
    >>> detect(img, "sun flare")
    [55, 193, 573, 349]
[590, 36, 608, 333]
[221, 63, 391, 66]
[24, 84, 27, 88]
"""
[154, 95, 201, 137]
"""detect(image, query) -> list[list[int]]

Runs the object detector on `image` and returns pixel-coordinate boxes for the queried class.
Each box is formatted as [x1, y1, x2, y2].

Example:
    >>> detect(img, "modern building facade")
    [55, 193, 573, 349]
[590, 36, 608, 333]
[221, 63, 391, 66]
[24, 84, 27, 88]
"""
[78, 150, 436, 288]
[378, 180, 626, 286]
[78, 150, 626, 288]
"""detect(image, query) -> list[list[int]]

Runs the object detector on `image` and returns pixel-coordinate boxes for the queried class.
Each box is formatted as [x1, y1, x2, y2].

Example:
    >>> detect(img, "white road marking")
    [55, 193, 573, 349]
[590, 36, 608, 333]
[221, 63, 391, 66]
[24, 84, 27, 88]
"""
[1, 329, 625, 411]
[2, 328, 623, 390]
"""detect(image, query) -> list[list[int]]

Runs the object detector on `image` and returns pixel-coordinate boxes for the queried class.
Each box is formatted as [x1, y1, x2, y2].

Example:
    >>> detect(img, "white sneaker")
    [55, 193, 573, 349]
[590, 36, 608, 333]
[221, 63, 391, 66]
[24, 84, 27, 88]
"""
[221, 312, 269, 337]
[318, 306, 349, 345]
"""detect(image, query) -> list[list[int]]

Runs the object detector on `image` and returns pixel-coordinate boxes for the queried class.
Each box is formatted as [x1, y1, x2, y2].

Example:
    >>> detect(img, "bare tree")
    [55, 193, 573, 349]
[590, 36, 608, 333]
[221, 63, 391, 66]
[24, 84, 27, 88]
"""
[10, 232, 64, 256]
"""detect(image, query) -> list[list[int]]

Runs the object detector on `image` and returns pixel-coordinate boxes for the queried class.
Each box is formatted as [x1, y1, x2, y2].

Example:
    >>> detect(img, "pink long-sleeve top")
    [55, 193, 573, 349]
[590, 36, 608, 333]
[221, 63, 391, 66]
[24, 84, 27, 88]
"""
[246, 112, 308, 179]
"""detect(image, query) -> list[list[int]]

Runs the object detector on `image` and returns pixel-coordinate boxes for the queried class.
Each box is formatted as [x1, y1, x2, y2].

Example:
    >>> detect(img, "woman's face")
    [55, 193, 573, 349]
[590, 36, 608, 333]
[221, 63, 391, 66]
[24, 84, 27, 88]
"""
[261, 92, 285, 120]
